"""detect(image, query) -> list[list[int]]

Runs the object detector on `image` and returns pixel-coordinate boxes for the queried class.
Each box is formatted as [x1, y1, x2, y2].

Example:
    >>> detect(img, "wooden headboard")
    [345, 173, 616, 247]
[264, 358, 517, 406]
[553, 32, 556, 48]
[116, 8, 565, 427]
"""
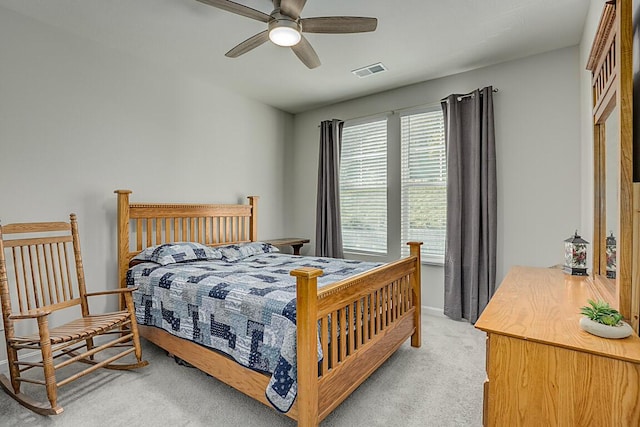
[114, 189, 258, 292]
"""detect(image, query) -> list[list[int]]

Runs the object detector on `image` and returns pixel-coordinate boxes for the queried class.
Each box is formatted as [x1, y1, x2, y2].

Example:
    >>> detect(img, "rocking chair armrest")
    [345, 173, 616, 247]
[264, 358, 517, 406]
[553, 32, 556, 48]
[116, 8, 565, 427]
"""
[85, 287, 139, 298]
[9, 309, 52, 320]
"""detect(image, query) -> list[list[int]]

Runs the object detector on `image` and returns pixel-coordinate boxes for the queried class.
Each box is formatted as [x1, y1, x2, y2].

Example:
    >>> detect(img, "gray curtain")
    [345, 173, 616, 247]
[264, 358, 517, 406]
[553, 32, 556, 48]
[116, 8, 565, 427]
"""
[315, 119, 344, 258]
[441, 87, 497, 323]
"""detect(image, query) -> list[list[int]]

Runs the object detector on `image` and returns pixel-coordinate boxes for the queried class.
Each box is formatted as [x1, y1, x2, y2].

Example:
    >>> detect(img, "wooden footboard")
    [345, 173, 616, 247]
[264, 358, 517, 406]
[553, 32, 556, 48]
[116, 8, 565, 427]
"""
[294, 242, 421, 424]
[115, 190, 422, 427]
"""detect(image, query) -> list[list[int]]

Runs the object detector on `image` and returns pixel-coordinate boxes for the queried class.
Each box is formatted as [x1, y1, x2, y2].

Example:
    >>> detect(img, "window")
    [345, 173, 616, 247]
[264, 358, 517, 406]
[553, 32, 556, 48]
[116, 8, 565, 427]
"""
[400, 107, 447, 262]
[339, 118, 387, 254]
[339, 105, 446, 264]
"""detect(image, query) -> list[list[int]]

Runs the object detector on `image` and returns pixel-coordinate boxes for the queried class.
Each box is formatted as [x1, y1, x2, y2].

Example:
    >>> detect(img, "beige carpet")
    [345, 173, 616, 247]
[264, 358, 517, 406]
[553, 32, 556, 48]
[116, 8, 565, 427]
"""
[0, 313, 486, 427]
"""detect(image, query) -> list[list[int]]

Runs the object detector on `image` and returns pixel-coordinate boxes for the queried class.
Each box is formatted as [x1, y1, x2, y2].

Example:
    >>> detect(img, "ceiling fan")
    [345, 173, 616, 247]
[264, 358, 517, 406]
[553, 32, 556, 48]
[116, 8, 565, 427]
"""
[195, 0, 378, 69]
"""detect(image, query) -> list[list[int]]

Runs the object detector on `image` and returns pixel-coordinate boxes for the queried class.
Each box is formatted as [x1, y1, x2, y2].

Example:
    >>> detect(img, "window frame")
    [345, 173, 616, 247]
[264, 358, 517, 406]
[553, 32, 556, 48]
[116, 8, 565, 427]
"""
[338, 105, 446, 266]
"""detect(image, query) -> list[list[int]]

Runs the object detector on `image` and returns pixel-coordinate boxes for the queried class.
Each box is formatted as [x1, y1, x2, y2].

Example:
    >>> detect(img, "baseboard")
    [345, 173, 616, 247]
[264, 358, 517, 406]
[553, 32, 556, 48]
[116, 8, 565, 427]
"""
[423, 305, 445, 317]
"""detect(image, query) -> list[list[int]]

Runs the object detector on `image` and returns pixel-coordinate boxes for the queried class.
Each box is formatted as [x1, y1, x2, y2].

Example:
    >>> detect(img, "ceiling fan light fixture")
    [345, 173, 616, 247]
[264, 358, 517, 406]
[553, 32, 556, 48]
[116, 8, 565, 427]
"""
[269, 26, 301, 46]
[268, 16, 301, 47]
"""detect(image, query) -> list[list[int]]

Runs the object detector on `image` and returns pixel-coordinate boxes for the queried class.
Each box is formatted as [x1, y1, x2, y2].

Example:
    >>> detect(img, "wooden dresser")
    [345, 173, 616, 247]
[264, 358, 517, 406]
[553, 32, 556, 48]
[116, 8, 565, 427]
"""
[475, 266, 640, 426]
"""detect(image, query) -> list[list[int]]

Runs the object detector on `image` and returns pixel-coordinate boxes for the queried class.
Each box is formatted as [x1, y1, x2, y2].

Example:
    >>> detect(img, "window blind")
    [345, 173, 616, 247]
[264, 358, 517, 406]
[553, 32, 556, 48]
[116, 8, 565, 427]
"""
[400, 107, 446, 262]
[340, 118, 388, 254]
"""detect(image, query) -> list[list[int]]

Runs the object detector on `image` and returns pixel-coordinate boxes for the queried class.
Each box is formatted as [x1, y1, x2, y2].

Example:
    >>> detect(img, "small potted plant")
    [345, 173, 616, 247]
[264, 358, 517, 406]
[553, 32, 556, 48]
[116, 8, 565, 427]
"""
[579, 299, 633, 339]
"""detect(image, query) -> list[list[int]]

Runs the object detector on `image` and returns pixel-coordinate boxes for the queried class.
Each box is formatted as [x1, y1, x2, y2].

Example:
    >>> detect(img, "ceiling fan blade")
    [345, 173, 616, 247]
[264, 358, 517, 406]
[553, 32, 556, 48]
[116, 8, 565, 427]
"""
[301, 17, 378, 33]
[291, 35, 320, 69]
[196, 0, 270, 23]
[279, 0, 307, 19]
[225, 30, 269, 58]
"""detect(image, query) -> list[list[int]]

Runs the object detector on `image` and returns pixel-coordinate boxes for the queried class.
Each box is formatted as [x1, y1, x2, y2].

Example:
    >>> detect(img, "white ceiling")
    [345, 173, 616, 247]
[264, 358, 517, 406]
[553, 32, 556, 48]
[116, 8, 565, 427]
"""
[0, 0, 590, 113]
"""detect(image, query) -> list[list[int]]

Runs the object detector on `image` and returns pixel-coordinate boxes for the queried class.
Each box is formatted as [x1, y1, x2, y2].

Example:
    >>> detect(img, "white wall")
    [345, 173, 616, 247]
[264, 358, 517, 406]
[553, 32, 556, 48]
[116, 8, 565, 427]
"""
[287, 46, 582, 313]
[0, 8, 292, 362]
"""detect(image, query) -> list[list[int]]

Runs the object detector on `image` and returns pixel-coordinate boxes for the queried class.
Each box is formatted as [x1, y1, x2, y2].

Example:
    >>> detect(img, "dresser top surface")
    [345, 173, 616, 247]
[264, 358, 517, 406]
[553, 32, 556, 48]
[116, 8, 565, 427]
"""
[475, 266, 640, 363]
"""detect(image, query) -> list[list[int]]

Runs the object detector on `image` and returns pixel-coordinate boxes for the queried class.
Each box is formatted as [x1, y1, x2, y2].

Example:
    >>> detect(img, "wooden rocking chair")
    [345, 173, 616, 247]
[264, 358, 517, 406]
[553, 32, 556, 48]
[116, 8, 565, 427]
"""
[0, 214, 148, 415]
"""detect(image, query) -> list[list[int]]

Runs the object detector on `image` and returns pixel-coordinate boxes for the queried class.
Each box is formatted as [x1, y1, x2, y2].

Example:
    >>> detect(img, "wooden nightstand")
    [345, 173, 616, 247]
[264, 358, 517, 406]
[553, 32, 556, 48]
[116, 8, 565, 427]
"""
[265, 238, 310, 255]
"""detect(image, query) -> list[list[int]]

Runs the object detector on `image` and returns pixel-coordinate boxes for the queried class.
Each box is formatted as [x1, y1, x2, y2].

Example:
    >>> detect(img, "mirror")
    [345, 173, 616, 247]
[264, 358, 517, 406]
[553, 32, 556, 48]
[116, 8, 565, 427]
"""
[587, 0, 636, 330]
[593, 104, 619, 282]
[604, 108, 618, 279]
[593, 100, 619, 285]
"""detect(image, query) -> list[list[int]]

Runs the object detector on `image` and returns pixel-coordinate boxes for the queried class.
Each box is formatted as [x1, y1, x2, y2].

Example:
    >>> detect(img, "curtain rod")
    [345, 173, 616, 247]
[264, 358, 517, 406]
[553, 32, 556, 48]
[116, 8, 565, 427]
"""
[319, 87, 499, 126]
[317, 100, 439, 128]
[441, 87, 499, 103]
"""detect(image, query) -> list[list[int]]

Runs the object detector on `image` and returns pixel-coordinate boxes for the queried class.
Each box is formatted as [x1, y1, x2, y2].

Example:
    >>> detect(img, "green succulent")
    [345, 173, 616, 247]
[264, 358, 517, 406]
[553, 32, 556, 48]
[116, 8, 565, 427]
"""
[580, 299, 624, 326]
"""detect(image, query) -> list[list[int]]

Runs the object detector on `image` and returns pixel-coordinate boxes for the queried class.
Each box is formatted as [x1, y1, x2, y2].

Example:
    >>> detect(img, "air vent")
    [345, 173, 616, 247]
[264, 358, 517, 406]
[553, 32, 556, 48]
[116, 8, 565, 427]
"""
[351, 62, 387, 78]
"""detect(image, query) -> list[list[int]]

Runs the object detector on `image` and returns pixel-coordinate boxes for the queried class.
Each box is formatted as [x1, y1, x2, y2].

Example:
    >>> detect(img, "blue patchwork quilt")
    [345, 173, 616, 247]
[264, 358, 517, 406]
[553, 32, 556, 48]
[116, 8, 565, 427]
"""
[126, 249, 381, 412]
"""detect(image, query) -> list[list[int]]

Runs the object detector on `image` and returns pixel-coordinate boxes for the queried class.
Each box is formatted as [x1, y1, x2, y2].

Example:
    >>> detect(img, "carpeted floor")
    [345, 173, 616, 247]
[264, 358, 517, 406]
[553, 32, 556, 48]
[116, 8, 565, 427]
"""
[0, 313, 486, 427]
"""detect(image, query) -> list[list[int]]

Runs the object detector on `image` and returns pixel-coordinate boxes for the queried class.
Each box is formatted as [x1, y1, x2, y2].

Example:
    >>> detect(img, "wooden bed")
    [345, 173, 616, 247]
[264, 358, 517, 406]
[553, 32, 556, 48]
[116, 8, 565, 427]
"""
[115, 189, 422, 426]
